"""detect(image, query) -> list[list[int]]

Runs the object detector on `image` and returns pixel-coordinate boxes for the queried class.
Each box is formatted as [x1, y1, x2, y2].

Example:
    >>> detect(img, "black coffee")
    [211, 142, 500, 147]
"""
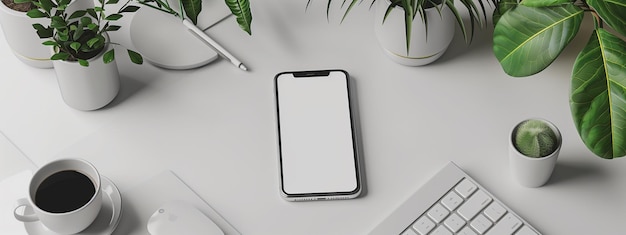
[35, 170, 95, 213]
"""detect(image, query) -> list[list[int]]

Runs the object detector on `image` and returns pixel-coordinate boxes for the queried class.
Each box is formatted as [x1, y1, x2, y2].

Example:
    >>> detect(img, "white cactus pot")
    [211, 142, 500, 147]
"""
[53, 37, 120, 111]
[374, 0, 455, 66]
[509, 119, 562, 188]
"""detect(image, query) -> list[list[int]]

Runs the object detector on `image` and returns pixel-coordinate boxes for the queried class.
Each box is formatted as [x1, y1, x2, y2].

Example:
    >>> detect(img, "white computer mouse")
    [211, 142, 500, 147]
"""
[147, 201, 225, 235]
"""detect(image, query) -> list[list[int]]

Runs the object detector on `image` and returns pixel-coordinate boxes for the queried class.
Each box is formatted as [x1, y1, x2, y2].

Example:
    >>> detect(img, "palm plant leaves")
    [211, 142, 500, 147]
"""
[181, 0, 201, 25]
[225, 0, 252, 35]
[493, 4, 583, 77]
[586, 0, 626, 37]
[570, 29, 626, 159]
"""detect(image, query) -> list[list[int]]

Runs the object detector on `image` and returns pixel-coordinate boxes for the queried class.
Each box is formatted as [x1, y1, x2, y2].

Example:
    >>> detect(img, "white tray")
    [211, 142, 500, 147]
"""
[129, 0, 231, 69]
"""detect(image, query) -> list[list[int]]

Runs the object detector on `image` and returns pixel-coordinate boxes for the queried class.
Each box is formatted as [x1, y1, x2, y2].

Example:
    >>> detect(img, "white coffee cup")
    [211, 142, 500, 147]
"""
[14, 158, 102, 234]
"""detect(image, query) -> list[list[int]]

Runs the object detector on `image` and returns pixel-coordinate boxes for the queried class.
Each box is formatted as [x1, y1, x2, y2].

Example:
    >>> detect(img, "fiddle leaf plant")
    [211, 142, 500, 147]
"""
[137, 0, 252, 35]
[310, 0, 494, 54]
[492, 0, 626, 159]
[20, 0, 143, 67]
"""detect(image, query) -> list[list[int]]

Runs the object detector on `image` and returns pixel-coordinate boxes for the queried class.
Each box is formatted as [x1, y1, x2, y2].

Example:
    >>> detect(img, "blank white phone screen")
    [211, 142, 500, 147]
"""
[277, 71, 357, 195]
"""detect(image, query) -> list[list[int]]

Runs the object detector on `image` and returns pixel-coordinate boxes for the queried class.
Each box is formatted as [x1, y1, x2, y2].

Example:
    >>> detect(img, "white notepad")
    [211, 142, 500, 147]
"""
[113, 171, 240, 235]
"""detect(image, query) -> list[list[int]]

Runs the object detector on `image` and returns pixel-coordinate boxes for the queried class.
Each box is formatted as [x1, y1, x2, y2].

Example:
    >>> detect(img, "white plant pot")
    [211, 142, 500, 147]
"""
[0, 2, 52, 68]
[374, 0, 455, 66]
[509, 119, 562, 188]
[53, 40, 120, 111]
[0, 0, 94, 68]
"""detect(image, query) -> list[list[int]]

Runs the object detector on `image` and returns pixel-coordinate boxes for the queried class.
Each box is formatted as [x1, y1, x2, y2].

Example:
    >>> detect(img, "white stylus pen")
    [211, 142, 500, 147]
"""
[182, 19, 248, 71]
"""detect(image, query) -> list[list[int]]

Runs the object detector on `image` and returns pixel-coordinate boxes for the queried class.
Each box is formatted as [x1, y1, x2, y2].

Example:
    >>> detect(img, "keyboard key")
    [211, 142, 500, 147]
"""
[459, 227, 478, 235]
[431, 226, 453, 235]
[441, 191, 463, 211]
[515, 225, 539, 235]
[401, 229, 419, 235]
[412, 216, 435, 235]
[427, 203, 450, 223]
[457, 190, 492, 221]
[486, 213, 522, 235]
[455, 178, 478, 198]
[443, 213, 466, 232]
[470, 214, 493, 234]
[484, 202, 506, 222]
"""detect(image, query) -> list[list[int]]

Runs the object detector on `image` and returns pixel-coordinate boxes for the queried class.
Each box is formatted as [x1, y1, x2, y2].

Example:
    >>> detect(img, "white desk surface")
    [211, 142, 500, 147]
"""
[2, 1, 625, 234]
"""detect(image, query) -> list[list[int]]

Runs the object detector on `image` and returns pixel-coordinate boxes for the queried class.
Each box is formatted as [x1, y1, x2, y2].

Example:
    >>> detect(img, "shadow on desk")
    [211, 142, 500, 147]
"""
[103, 75, 149, 110]
[548, 161, 607, 186]
[435, 19, 494, 65]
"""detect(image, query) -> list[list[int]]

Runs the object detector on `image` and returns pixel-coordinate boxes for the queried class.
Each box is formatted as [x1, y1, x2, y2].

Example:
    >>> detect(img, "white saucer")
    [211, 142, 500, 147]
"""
[23, 176, 122, 235]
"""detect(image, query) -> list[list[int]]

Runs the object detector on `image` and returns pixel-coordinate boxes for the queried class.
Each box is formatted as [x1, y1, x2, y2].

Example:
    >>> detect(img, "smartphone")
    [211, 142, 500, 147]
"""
[274, 69, 361, 201]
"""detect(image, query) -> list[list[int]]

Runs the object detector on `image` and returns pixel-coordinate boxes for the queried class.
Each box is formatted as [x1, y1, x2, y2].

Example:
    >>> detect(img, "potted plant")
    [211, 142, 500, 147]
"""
[22, 0, 143, 110]
[311, 0, 492, 66]
[0, 0, 90, 68]
[509, 118, 562, 187]
[492, 0, 626, 159]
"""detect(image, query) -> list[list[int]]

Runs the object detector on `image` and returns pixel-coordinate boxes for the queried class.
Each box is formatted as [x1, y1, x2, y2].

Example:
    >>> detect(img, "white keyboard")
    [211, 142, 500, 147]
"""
[369, 162, 540, 235]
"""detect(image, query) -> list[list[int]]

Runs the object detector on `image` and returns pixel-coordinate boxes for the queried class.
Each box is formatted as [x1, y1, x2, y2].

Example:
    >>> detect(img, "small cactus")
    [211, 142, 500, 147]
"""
[514, 119, 559, 158]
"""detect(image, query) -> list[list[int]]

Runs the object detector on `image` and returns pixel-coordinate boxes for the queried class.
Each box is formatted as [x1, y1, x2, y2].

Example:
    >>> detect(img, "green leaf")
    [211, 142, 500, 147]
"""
[401, 0, 413, 55]
[181, 0, 202, 25]
[493, 4, 583, 77]
[446, 0, 470, 44]
[86, 37, 101, 48]
[570, 29, 626, 159]
[32, 23, 53, 38]
[42, 40, 57, 46]
[26, 9, 47, 18]
[127, 49, 143, 64]
[105, 14, 123, 21]
[38, 0, 56, 13]
[587, 0, 626, 38]
[225, 0, 252, 35]
[57, 31, 69, 41]
[120, 5, 140, 13]
[51, 52, 70, 61]
[521, 0, 574, 7]
[87, 9, 97, 18]
[106, 0, 120, 4]
[78, 59, 89, 67]
[72, 26, 84, 40]
[69, 10, 87, 19]
[81, 16, 93, 25]
[70, 42, 81, 52]
[13, 0, 31, 4]
[105, 25, 121, 31]
[87, 23, 98, 31]
[57, 0, 70, 7]
[103, 49, 115, 64]
[50, 15, 67, 28]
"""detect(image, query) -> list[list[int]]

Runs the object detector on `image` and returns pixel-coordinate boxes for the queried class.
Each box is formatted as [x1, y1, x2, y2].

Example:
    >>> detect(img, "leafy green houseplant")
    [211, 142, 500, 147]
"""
[137, 0, 252, 34]
[20, 0, 143, 66]
[493, 0, 626, 159]
[513, 119, 560, 158]
[315, 0, 493, 53]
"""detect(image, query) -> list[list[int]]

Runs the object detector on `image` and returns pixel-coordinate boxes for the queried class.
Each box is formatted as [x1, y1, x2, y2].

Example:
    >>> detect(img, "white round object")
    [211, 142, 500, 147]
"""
[130, 7, 218, 70]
